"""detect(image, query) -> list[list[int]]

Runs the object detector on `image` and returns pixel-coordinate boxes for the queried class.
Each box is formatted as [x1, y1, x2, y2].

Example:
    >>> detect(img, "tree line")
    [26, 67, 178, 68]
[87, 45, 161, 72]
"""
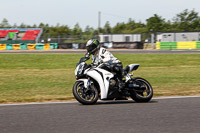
[1, 9, 200, 42]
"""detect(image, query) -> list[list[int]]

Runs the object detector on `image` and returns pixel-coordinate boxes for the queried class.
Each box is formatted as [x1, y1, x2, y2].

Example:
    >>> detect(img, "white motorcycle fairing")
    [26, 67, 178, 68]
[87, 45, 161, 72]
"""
[73, 58, 154, 104]
[126, 64, 140, 73]
[76, 79, 88, 89]
[79, 67, 114, 100]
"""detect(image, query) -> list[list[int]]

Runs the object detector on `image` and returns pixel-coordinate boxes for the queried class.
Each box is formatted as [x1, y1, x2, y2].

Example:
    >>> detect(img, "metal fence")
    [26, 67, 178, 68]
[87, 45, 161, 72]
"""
[37, 34, 99, 44]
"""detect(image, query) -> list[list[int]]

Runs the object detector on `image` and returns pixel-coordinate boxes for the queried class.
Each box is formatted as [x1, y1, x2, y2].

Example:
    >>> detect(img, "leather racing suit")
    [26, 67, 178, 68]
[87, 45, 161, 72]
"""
[92, 47, 123, 80]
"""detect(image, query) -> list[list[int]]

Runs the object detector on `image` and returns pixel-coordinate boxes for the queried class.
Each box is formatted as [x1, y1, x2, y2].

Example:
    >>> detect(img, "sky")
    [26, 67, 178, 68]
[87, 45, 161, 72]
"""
[0, 0, 200, 29]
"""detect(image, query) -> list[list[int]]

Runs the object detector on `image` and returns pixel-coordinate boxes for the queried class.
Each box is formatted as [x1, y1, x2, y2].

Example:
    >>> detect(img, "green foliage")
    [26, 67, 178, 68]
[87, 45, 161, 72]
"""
[111, 19, 146, 34]
[146, 14, 165, 32]
[1, 9, 200, 42]
[173, 9, 200, 31]
[104, 21, 112, 34]
[112, 22, 126, 33]
[0, 18, 11, 28]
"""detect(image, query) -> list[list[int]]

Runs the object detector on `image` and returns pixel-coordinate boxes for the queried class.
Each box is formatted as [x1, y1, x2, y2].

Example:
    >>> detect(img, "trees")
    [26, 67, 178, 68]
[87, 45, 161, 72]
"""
[1, 9, 200, 43]
[173, 9, 200, 31]
[146, 14, 165, 33]
[84, 25, 95, 41]
[112, 22, 126, 33]
[104, 21, 112, 34]
[0, 18, 10, 28]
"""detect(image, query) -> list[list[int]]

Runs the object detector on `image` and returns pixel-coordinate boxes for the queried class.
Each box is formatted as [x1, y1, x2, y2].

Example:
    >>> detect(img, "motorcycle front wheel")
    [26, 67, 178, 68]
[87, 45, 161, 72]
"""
[73, 81, 99, 105]
[130, 77, 153, 102]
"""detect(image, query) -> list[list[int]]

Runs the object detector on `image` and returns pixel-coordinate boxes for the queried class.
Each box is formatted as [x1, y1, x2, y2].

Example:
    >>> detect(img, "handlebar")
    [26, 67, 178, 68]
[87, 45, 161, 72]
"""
[76, 57, 90, 66]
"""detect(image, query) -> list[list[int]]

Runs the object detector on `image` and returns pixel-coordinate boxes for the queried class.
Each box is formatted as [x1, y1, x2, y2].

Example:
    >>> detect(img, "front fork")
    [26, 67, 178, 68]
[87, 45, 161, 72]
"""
[86, 77, 93, 92]
[76, 77, 93, 91]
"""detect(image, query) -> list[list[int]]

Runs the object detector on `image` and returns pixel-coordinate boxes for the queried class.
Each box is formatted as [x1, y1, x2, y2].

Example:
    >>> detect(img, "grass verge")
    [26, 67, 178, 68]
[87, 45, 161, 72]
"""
[0, 53, 200, 103]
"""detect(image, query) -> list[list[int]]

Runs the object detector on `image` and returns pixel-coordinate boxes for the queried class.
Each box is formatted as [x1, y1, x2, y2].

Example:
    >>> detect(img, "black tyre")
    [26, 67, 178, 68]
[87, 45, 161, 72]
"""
[130, 77, 153, 102]
[73, 81, 99, 105]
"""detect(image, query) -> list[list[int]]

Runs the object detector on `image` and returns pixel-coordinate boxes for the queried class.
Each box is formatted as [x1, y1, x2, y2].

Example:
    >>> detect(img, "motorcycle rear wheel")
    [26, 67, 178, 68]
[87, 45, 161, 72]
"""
[130, 77, 153, 102]
[73, 81, 99, 105]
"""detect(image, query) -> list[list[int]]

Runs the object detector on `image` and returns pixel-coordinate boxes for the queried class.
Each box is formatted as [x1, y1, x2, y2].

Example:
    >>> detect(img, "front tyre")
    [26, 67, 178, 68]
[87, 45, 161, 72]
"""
[130, 77, 153, 102]
[73, 81, 99, 105]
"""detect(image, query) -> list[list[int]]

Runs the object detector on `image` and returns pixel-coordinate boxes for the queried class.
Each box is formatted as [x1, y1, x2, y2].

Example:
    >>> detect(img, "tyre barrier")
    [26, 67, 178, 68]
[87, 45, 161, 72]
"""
[156, 41, 200, 49]
[0, 43, 58, 50]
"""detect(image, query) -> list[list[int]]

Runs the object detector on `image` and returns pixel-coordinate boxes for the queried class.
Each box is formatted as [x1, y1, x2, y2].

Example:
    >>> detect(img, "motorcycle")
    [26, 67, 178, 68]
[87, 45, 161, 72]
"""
[73, 57, 153, 105]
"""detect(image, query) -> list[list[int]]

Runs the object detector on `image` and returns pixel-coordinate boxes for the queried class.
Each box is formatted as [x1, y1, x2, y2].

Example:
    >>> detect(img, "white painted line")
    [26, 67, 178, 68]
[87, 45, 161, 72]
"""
[0, 95, 200, 107]
[152, 95, 200, 100]
[0, 101, 78, 107]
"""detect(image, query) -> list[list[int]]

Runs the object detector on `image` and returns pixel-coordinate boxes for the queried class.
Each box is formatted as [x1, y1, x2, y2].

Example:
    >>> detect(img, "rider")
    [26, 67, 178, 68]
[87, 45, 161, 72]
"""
[85, 39, 125, 90]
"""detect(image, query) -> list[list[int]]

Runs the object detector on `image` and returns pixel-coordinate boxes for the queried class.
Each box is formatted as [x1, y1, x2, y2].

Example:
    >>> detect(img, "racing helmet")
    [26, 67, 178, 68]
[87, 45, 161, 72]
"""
[86, 39, 100, 54]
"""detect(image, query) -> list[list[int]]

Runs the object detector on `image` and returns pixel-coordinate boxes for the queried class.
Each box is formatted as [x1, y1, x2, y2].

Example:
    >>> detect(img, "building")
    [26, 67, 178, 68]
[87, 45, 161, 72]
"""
[157, 32, 200, 42]
[99, 34, 141, 43]
[156, 32, 200, 49]
[98, 34, 142, 49]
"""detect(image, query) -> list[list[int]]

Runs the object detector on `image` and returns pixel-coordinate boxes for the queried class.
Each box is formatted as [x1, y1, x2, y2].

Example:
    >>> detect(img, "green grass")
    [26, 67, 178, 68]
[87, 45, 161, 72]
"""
[0, 53, 200, 103]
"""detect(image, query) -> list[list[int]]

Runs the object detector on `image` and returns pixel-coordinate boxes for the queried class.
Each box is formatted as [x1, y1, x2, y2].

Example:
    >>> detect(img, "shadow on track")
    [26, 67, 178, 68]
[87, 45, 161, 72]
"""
[94, 100, 158, 105]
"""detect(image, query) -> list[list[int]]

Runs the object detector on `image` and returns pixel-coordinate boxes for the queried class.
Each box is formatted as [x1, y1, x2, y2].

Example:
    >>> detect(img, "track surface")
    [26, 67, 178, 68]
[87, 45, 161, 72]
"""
[0, 49, 200, 54]
[0, 96, 200, 133]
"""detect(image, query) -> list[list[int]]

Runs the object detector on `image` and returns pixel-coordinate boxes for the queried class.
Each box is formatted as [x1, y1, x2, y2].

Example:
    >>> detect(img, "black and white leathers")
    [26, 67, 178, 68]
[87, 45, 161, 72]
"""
[92, 47, 120, 66]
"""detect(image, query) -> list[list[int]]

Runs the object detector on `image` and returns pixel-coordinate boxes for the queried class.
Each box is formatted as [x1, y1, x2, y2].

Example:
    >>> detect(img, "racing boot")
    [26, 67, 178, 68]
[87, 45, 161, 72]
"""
[116, 79, 127, 100]
[118, 78, 125, 92]
[118, 69, 126, 92]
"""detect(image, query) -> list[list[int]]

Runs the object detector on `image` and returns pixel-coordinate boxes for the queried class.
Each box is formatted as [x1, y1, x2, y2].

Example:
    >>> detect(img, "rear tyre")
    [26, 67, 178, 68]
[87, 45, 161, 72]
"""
[130, 77, 153, 102]
[73, 81, 99, 105]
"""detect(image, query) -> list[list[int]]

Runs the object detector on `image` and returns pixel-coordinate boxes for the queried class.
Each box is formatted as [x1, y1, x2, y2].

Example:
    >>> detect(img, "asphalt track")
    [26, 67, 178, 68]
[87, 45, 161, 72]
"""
[0, 49, 200, 54]
[0, 96, 200, 133]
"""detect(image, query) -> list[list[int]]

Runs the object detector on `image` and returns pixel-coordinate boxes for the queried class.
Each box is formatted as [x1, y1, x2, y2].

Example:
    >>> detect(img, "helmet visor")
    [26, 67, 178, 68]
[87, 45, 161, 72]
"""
[86, 43, 97, 54]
